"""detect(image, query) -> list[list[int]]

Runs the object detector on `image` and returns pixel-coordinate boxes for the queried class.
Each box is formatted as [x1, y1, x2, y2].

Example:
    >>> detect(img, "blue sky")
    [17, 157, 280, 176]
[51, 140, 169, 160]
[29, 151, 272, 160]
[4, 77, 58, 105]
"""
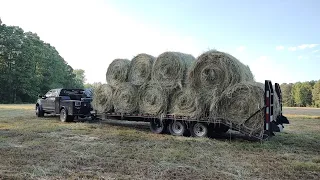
[0, 0, 319, 83]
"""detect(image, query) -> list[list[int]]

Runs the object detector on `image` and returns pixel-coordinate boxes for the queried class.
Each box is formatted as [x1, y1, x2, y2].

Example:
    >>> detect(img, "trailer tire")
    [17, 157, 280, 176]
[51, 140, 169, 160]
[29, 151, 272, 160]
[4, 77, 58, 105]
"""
[150, 119, 166, 134]
[168, 120, 187, 136]
[190, 122, 208, 137]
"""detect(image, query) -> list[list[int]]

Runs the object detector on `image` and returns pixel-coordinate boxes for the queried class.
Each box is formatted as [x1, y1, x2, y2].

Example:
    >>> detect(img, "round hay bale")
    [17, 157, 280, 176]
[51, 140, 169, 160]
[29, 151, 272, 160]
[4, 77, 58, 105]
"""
[139, 82, 169, 116]
[210, 82, 265, 135]
[128, 53, 155, 86]
[113, 83, 138, 113]
[170, 87, 205, 119]
[152, 52, 195, 89]
[188, 50, 254, 99]
[91, 84, 114, 113]
[106, 59, 130, 87]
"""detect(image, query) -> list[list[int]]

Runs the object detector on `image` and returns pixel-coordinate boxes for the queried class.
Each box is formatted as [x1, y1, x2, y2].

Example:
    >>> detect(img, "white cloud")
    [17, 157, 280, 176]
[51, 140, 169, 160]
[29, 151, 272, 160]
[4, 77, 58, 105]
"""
[298, 56, 309, 60]
[287, 44, 318, 51]
[288, 47, 297, 51]
[308, 44, 318, 48]
[276, 46, 284, 50]
[298, 44, 309, 49]
[236, 46, 246, 52]
[312, 50, 319, 53]
[249, 56, 292, 84]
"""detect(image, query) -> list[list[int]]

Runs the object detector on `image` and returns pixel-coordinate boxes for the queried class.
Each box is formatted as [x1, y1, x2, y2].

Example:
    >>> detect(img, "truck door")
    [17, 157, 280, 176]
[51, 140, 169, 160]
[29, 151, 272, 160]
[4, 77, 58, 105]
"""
[42, 90, 52, 111]
[46, 90, 57, 112]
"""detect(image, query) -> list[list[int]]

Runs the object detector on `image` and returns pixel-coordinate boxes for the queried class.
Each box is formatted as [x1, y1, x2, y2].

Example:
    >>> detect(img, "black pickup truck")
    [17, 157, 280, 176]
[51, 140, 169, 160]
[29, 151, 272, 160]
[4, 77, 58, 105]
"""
[35, 88, 93, 122]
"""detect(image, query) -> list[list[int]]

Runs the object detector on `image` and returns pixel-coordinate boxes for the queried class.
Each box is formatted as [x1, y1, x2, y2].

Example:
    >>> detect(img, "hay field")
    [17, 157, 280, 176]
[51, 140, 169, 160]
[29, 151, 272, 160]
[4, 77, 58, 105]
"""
[0, 105, 319, 179]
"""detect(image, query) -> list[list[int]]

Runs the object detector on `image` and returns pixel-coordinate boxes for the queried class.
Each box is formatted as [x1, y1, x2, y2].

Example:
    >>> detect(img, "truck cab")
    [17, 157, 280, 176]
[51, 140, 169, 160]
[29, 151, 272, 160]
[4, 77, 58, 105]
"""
[36, 88, 93, 122]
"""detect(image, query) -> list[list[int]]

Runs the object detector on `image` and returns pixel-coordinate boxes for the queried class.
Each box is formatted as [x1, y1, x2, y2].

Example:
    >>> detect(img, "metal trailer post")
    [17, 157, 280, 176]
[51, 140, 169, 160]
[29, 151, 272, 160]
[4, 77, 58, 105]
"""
[264, 80, 274, 137]
[275, 83, 282, 116]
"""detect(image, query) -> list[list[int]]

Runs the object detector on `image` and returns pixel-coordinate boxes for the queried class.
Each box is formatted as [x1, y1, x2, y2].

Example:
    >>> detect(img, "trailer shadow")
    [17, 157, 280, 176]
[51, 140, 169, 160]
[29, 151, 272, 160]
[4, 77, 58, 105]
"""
[75, 118, 263, 142]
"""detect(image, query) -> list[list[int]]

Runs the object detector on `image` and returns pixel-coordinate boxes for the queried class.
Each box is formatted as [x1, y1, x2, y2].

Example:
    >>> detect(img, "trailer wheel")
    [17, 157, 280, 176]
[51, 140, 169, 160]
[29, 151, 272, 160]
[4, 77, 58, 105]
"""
[190, 122, 208, 137]
[150, 119, 166, 134]
[168, 121, 187, 136]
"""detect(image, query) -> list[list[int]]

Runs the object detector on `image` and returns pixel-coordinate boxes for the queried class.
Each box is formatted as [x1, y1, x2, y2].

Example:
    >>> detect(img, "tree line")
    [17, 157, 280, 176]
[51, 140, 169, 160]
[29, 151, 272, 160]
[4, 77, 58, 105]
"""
[281, 80, 320, 107]
[0, 19, 85, 103]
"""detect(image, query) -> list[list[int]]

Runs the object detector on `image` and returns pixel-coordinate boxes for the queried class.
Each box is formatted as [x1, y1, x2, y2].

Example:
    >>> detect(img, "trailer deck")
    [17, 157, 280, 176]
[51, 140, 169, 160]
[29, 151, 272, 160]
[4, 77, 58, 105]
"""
[93, 80, 289, 140]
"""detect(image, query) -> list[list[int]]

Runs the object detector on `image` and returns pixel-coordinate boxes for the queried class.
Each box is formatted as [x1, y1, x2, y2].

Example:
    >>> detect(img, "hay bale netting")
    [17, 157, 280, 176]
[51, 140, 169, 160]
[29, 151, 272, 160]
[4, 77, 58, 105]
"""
[210, 82, 265, 135]
[128, 53, 155, 86]
[169, 87, 205, 119]
[91, 84, 114, 113]
[139, 82, 170, 116]
[188, 50, 254, 101]
[152, 52, 196, 89]
[106, 59, 131, 87]
[113, 83, 139, 113]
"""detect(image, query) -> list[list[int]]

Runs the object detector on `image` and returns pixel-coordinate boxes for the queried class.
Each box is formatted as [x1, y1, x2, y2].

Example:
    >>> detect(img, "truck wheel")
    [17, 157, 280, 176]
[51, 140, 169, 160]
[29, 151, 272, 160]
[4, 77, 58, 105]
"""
[190, 122, 208, 137]
[60, 108, 69, 122]
[150, 119, 166, 134]
[36, 106, 44, 117]
[168, 121, 187, 136]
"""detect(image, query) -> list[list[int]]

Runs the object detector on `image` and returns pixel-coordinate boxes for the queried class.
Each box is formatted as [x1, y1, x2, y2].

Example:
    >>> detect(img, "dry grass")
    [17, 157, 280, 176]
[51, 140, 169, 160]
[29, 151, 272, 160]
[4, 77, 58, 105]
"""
[0, 105, 319, 179]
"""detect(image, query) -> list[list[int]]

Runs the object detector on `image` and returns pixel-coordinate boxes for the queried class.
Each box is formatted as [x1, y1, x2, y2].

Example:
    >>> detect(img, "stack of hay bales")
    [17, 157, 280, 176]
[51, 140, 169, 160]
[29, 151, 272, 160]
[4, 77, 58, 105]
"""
[92, 50, 281, 136]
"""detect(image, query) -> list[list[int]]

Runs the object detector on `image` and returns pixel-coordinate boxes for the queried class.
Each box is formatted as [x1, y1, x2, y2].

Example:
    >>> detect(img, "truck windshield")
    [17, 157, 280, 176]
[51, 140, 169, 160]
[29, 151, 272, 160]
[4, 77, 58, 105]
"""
[60, 89, 87, 99]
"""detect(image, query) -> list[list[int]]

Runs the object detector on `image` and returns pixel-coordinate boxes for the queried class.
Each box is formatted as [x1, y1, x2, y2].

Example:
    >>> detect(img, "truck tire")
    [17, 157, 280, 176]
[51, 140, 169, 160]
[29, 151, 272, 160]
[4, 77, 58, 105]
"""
[168, 120, 187, 136]
[36, 105, 44, 117]
[60, 108, 73, 122]
[190, 122, 208, 137]
[150, 119, 166, 134]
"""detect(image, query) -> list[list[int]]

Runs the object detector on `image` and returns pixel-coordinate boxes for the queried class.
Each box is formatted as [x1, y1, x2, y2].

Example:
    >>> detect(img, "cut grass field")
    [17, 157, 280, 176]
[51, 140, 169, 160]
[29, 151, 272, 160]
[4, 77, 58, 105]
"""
[0, 105, 319, 179]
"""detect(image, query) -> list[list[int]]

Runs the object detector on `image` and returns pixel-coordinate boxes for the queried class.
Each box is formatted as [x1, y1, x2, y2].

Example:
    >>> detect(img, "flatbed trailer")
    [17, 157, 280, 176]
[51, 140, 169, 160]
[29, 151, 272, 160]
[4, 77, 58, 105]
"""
[93, 80, 289, 140]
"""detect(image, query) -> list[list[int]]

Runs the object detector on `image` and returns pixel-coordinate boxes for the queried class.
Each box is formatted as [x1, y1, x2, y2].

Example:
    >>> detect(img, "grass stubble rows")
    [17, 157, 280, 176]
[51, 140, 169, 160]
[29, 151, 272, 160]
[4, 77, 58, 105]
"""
[0, 105, 319, 179]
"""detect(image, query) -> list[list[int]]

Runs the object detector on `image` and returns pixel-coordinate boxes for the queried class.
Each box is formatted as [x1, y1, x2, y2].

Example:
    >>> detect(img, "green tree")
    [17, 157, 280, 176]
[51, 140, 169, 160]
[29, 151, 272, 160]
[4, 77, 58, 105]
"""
[0, 21, 84, 103]
[312, 80, 320, 107]
[73, 69, 86, 88]
[292, 82, 313, 107]
[84, 82, 102, 89]
[280, 83, 294, 107]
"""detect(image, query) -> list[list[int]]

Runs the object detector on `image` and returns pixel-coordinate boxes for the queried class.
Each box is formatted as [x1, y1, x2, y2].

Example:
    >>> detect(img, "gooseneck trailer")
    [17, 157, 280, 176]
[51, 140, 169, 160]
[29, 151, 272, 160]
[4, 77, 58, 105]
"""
[93, 80, 289, 140]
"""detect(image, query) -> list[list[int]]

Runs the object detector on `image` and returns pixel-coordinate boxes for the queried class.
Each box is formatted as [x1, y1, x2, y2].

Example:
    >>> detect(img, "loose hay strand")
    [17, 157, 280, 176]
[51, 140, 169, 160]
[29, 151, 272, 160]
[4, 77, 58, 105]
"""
[128, 53, 155, 86]
[91, 84, 114, 113]
[106, 59, 131, 87]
